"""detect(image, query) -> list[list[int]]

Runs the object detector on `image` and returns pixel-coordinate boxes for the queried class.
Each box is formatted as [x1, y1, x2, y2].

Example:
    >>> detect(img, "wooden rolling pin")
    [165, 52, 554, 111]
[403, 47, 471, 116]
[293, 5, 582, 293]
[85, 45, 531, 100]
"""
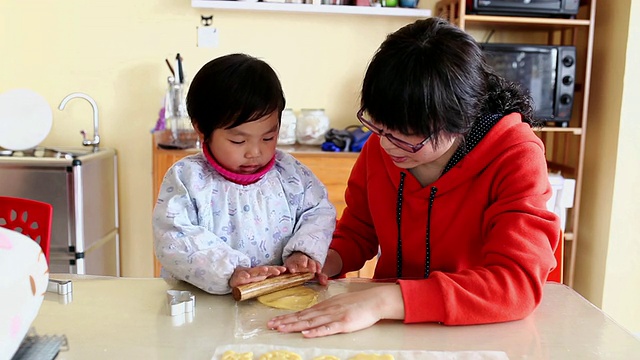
[232, 272, 315, 301]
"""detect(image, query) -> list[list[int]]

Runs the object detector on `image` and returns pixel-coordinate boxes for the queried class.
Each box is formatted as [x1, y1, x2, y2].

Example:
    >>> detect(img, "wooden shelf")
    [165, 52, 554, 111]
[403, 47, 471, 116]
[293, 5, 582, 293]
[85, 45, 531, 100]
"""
[192, 1, 432, 17]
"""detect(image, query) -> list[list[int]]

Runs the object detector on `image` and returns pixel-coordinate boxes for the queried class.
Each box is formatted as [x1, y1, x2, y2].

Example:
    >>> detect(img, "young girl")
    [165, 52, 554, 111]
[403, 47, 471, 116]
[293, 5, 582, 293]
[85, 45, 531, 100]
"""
[153, 53, 336, 294]
[269, 18, 561, 337]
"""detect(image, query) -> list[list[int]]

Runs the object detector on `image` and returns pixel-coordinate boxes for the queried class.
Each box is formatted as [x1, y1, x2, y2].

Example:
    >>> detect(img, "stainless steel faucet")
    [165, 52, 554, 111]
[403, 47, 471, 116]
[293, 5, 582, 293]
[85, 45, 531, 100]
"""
[58, 92, 100, 148]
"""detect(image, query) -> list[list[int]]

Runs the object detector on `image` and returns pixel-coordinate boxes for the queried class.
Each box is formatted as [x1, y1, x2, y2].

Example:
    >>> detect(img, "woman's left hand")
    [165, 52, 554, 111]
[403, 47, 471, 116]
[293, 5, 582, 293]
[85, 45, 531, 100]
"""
[267, 284, 404, 338]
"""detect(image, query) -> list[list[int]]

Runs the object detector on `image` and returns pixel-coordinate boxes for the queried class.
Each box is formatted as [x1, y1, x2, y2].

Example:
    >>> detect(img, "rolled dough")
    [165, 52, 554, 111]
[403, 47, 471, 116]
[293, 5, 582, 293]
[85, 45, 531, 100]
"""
[257, 286, 318, 311]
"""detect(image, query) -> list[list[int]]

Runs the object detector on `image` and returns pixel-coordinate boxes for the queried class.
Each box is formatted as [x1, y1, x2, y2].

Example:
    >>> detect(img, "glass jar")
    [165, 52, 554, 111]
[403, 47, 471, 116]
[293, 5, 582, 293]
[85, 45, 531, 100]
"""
[296, 109, 330, 145]
[277, 109, 297, 145]
[163, 77, 199, 149]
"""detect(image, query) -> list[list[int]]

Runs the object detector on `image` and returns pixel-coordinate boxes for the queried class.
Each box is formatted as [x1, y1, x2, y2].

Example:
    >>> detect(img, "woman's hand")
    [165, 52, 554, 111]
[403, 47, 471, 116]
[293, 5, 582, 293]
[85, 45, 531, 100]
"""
[229, 265, 287, 288]
[267, 284, 405, 338]
[285, 252, 322, 274]
[285, 252, 332, 285]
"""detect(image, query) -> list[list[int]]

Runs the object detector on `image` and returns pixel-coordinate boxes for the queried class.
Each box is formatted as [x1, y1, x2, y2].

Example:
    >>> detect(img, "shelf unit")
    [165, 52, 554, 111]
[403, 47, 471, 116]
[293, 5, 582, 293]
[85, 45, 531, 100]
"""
[435, 0, 596, 287]
[191, 0, 432, 17]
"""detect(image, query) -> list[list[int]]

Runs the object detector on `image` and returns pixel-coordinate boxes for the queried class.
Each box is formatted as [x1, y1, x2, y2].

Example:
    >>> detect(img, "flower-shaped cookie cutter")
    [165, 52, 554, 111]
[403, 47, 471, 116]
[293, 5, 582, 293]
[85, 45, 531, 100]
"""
[167, 290, 195, 316]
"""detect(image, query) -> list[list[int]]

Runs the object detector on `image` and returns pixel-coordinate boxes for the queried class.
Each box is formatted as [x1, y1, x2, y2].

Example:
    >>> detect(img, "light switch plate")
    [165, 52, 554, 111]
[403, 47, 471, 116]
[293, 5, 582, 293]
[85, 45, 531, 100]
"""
[197, 26, 218, 48]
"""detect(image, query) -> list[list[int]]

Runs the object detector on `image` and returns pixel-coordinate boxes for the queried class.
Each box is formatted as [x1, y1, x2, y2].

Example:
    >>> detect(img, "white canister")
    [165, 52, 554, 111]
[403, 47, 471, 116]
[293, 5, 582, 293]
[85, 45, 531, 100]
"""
[296, 109, 330, 145]
[277, 109, 297, 145]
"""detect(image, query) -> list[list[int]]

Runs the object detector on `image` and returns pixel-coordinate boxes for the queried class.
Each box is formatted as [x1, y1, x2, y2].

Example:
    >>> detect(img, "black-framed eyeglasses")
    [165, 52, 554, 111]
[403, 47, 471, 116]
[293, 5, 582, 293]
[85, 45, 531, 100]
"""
[357, 109, 432, 153]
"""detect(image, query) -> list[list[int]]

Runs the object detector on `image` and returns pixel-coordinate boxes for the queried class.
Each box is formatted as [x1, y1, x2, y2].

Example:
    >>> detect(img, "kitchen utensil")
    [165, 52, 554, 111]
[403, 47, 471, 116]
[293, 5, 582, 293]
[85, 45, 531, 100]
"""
[11, 329, 68, 360]
[167, 290, 195, 316]
[47, 279, 73, 295]
[160, 77, 199, 149]
[0, 89, 53, 151]
[232, 272, 315, 301]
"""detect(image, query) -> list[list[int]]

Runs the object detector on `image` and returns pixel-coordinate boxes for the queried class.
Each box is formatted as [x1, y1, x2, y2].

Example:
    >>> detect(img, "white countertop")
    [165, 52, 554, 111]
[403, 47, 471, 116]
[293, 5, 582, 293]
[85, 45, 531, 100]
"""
[31, 276, 640, 359]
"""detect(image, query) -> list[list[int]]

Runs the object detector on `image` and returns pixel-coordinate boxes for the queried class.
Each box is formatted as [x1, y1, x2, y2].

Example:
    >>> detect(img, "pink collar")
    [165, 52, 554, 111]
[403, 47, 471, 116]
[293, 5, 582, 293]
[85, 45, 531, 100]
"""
[202, 143, 275, 185]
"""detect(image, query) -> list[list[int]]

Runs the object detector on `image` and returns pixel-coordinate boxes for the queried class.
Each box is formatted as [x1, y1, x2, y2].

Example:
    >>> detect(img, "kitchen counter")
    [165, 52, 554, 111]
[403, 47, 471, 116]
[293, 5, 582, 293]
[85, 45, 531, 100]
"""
[31, 276, 640, 359]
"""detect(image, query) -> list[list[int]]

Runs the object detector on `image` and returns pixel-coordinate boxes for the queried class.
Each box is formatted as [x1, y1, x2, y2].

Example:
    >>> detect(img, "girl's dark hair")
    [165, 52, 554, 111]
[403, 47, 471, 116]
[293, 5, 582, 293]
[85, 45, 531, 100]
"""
[186, 53, 286, 142]
[361, 17, 535, 147]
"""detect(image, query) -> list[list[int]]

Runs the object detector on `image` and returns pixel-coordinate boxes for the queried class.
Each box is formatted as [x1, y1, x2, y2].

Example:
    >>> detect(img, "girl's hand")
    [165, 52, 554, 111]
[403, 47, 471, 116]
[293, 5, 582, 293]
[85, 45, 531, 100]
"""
[267, 285, 405, 338]
[229, 265, 287, 288]
[285, 252, 322, 275]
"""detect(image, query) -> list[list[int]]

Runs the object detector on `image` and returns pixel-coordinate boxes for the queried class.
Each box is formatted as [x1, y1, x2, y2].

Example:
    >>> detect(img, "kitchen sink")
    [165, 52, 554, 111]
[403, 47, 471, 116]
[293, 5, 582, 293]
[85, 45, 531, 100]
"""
[0, 146, 99, 159]
[0, 146, 120, 276]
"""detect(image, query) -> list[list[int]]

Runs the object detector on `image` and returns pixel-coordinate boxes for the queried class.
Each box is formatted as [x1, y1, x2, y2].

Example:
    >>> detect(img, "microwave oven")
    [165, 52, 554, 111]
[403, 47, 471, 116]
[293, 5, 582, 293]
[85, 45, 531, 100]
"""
[467, 0, 580, 17]
[481, 43, 576, 126]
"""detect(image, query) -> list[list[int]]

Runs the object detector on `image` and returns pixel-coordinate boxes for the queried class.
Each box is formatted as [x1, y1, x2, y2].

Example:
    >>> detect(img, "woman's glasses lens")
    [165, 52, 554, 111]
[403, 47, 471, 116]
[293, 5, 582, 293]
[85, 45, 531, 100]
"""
[387, 137, 413, 152]
[357, 109, 429, 153]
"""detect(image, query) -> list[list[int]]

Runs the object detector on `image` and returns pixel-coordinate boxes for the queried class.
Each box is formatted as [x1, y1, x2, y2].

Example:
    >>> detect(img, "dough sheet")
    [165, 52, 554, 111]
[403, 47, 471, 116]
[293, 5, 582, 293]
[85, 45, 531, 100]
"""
[257, 286, 319, 311]
[234, 283, 333, 339]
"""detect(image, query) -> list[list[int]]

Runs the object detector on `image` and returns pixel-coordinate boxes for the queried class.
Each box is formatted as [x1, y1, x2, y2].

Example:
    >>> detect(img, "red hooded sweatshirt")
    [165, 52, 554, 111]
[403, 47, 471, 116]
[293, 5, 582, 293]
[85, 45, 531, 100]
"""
[330, 113, 561, 325]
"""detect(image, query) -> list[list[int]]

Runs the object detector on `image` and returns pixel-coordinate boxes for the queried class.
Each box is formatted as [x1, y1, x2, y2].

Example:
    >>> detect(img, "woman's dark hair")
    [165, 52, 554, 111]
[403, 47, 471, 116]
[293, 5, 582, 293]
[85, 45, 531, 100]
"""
[361, 17, 535, 147]
[186, 53, 286, 142]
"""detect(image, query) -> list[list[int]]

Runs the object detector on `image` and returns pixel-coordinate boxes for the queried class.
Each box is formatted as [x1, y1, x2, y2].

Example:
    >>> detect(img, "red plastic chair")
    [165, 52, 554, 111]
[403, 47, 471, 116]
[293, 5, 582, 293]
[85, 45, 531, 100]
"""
[0, 196, 53, 263]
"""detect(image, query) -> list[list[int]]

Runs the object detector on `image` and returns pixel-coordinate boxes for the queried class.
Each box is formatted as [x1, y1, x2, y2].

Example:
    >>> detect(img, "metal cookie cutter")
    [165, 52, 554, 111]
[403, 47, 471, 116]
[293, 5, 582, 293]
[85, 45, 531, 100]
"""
[167, 290, 195, 316]
[47, 279, 73, 304]
[47, 279, 72, 295]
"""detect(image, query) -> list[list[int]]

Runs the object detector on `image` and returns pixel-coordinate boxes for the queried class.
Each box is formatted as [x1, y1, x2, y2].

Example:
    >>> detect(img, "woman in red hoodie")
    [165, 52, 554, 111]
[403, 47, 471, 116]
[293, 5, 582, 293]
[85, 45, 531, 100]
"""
[269, 17, 561, 337]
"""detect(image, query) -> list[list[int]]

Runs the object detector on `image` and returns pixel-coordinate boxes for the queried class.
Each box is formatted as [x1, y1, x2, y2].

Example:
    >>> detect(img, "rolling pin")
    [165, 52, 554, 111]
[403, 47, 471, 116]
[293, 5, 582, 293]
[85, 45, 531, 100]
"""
[232, 272, 315, 301]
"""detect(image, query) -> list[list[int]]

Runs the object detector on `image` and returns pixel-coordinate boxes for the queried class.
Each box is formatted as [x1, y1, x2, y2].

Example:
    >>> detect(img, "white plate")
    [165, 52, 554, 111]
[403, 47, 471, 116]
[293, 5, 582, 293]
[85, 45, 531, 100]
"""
[0, 89, 53, 151]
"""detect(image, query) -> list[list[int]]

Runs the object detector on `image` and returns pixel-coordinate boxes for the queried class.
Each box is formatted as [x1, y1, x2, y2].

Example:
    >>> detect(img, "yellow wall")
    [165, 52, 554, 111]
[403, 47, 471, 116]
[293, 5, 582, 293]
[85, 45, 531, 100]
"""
[578, 0, 640, 334]
[604, 0, 640, 333]
[0, 0, 432, 277]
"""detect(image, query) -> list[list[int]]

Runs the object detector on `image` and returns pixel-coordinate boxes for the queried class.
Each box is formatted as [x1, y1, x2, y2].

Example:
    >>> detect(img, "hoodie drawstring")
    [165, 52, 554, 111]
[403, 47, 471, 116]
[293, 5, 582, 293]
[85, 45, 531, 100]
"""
[396, 172, 406, 278]
[424, 186, 437, 278]
[395, 172, 438, 279]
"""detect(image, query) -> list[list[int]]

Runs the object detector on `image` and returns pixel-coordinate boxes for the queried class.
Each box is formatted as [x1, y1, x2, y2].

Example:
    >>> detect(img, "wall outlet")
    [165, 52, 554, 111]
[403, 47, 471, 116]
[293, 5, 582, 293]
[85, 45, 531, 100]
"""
[197, 26, 218, 48]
